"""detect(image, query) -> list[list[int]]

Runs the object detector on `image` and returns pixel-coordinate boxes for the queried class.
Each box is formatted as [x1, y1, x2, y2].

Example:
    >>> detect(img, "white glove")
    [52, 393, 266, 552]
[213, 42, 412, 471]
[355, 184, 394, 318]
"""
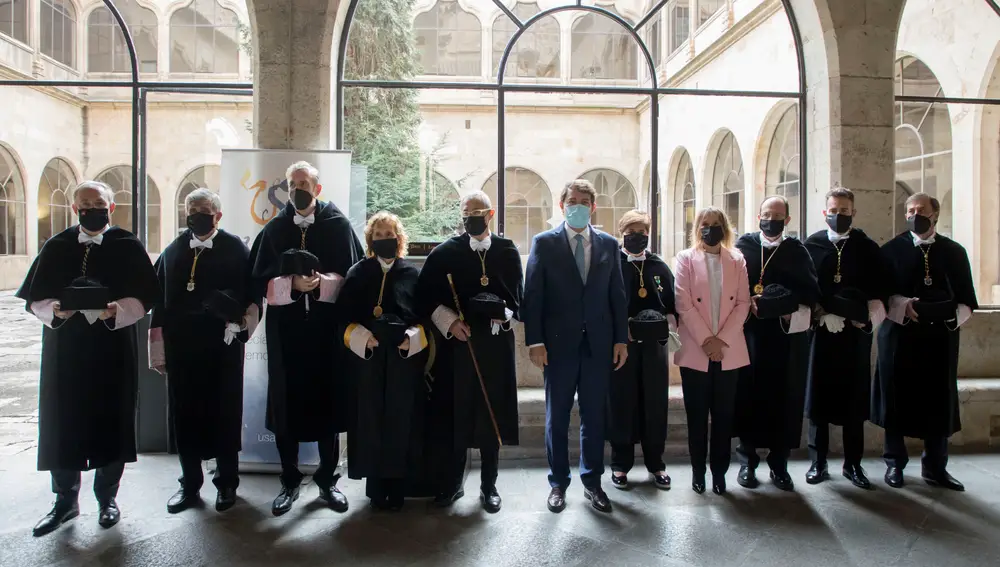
[820, 313, 845, 334]
[223, 322, 241, 345]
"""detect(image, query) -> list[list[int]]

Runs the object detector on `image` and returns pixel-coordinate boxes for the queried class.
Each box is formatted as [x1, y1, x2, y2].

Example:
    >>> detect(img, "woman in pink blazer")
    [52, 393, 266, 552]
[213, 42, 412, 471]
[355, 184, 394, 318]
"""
[674, 207, 750, 495]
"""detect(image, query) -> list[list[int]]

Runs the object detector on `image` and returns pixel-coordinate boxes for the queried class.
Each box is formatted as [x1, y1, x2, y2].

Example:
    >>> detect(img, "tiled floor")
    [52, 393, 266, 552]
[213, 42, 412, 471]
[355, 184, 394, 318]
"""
[1, 450, 999, 566]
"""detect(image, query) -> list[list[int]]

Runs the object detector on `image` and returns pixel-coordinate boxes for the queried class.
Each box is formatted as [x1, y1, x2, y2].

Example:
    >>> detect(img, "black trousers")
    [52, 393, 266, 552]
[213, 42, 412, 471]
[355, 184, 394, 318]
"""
[808, 420, 864, 466]
[737, 443, 790, 473]
[275, 435, 340, 489]
[681, 362, 738, 477]
[366, 477, 404, 503]
[179, 452, 240, 491]
[444, 445, 500, 493]
[51, 461, 125, 504]
[610, 440, 665, 475]
[883, 432, 948, 472]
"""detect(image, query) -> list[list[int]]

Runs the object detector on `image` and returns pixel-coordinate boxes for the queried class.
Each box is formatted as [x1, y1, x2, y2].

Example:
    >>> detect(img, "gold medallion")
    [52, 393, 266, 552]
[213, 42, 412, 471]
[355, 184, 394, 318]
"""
[373, 305, 383, 318]
[638, 287, 648, 298]
[186, 282, 195, 292]
[924, 276, 933, 286]
[753, 283, 764, 295]
[480, 275, 489, 287]
[833, 274, 842, 284]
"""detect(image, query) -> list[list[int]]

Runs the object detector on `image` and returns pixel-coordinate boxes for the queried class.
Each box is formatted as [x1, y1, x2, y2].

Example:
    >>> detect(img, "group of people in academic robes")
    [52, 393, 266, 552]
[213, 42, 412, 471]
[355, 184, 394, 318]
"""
[19, 165, 979, 538]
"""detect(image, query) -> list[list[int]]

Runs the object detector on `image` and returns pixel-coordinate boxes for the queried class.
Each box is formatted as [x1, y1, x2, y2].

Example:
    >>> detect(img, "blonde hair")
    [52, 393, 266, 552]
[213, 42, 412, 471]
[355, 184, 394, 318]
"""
[690, 206, 735, 249]
[618, 209, 650, 235]
[365, 211, 409, 258]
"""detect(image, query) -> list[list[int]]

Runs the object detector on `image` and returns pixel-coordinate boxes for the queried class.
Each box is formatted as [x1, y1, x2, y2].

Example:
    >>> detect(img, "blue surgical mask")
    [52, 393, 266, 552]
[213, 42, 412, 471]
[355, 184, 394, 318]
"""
[564, 204, 591, 230]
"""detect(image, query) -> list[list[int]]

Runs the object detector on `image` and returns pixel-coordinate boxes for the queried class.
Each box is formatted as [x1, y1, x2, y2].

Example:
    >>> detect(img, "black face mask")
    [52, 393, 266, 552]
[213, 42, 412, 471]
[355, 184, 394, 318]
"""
[825, 213, 853, 234]
[372, 237, 398, 260]
[907, 214, 933, 235]
[187, 212, 216, 237]
[759, 219, 785, 238]
[79, 208, 110, 232]
[291, 189, 314, 211]
[623, 233, 648, 255]
[463, 215, 488, 237]
[701, 225, 724, 247]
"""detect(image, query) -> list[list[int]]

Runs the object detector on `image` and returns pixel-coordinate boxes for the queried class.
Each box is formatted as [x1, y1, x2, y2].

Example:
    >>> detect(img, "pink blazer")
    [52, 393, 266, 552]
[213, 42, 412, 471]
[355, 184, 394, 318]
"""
[673, 247, 751, 372]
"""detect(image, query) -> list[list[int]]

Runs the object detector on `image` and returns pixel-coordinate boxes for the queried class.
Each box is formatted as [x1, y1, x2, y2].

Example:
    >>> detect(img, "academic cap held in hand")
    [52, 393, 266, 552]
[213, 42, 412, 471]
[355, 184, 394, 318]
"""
[825, 287, 869, 323]
[203, 289, 244, 323]
[755, 284, 800, 320]
[279, 249, 322, 277]
[913, 288, 957, 322]
[59, 277, 111, 311]
[371, 313, 410, 347]
[469, 292, 507, 321]
[628, 309, 672, 342]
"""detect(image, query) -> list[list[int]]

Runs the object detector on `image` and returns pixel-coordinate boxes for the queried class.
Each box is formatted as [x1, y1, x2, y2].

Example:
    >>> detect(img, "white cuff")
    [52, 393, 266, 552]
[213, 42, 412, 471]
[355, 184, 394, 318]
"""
[783, 304, 812, 334]
[956, 304, 973, 328]
[668, 314, 677, 333]
[431, 305, 460, 338]
[30, 299, 58, 328]
[109, 297, 146, 330]
[317, 272, 345, 303]
[887, 295, 914, 325]
[223, 322, 241, 345]
[868, 300, 886, 328]
[349, 324, 374, 360]
[403, 326, 428, 358]
[527, 343, 545, 349]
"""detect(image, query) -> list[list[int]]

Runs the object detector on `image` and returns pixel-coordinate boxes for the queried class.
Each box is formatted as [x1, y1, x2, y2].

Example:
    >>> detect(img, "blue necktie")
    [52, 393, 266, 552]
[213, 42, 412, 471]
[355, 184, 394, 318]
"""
[574, 233, 586, 282]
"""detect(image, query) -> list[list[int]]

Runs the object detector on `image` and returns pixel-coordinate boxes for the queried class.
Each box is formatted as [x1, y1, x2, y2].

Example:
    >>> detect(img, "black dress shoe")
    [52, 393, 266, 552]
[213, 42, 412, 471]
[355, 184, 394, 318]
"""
[387, 495, 404, 512]
[737, 466, 759, 489]
[216, 487, 237, 512]
[480, 486, 502, 513]
[318, 485, 349, 512]
[272, 485, 300, 516]
[922, 468, 965, 492]
[770, 470, 794, 491]
[32, 500, 79, 537]
[584, 487, 612, 513]
[98, 499, 121, 528]
[884, 467, 904, 489]
[806, 462, 830, 485]
[432, 489, 464, 508]
[610, 473, 628, 490]
[692, 471, 706, 494]
[712, 476, 727, 495]
[842, 464, 872, 490]
[651, 472, 671, 490]
[167, 488, 201, 514]
[546, 487, 566, 513]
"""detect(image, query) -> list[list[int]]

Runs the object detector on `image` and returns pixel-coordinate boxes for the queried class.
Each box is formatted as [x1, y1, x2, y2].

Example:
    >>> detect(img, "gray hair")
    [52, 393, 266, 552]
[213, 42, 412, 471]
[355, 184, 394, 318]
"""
[71, 180, 115, 205]
[185, 188, 222, 213]
[461, 190, 492, 211]
[286, 160, 320, 187]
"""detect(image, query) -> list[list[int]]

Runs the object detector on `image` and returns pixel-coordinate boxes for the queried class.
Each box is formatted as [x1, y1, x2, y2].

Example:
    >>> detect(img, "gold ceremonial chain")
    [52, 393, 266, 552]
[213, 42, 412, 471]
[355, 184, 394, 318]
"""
[81, 245, 92, 276]
[299, 227, 308, 250]
[833, 240, 847, 284]
[477, 249, 489, 287]
[921, 244, 933, 286]
[187, 248, 206, 292]
[633, 260, 648, 298]
[373, 269, 388, 318]
[754, 241, 781, 295]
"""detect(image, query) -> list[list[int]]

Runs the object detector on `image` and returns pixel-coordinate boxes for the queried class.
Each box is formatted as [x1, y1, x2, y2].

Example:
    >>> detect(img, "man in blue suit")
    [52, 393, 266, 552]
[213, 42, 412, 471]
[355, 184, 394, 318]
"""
[522, 179, 629, 513]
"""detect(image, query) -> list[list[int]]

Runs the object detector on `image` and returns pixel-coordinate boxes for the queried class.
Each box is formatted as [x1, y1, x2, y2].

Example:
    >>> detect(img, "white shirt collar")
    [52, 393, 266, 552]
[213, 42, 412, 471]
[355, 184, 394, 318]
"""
[470, 234, 492, 252]
[78, 226, 109, 246]
[827, 229, 850, 243]
[911, 231, 936, 246]
[378, 257, 395, 271]
[294, 213, 315, 227]
[760, 233, 783, 249]
[190, 229, 218, 249]
[565, 223, 591, 243]
[624, 250, 646, 262]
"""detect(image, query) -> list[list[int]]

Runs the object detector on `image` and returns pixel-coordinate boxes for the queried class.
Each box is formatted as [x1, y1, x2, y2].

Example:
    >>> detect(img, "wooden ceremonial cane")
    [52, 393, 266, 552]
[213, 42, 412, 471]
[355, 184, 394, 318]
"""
[446, 273, 503, 448]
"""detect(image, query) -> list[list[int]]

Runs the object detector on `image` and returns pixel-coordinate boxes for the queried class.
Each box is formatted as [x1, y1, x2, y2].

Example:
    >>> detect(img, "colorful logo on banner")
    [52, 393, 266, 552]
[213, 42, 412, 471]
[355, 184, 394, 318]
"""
[240, 169, 322, 226]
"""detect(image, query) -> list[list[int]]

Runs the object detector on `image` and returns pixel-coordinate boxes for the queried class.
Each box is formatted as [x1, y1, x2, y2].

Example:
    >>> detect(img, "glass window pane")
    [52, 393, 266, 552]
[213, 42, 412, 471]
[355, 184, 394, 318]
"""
[0, 144, 26, 255]
[170, 1, 240, 74]
[571, 10, 637, 80]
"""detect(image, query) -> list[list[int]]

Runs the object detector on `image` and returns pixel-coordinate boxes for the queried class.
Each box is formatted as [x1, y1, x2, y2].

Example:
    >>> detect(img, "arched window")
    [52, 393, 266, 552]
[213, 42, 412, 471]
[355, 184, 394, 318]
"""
[170, 0, 240, 74]
[0, 144, 26, 255]
[673, 150, 695, 255]
[894, 56, 952, 236]
[414, 0, 481, 77]
[88, 0, 159, 73]
[492, 2, 559, 79]
[40, 0, 76, 68]
[0, 0, 28, 44]
[697, 0, 725, 28]
[95, 167, 162, 253]
[580, 168, 637, 234]
[177, 165, 220, 234]
[37, 158, 78, 246]
[483, 167, 551, 253]
[765, 105, 800, 238]
[711, 132, 744, 234]
[571, 9, 636, 80]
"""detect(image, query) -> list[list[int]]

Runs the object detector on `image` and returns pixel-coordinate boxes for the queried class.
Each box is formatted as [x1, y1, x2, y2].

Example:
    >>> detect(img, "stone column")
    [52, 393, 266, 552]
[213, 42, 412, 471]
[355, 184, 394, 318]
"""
[792, 0, 906, 243]
[246, 0, 340, 150]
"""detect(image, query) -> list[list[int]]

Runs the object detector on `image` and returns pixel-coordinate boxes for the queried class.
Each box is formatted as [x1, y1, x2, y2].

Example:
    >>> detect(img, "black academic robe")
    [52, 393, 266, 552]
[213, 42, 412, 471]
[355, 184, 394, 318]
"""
[16, 226, 159, 471]
[734, 233, 820, 449]
[803, 229, 886, 426]
[248, 201, 364, 440]
[872, 232, 978, 439]
[341, 257, 431, 492]
[417, 233, 523, 450]
[607, 251, 676, 447]
[151, 229, 258, 459]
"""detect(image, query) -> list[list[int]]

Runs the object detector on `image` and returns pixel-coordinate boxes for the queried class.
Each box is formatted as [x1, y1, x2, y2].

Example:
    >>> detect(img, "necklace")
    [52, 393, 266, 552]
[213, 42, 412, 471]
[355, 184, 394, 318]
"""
[921, 244, 933, 286]
[373, 268, 389, 318]
[833, 240, 847, 284]
[81, 244, 93, 276]
[187, 248, 207, 292]
[476, 249, 489, 287]
[754, 240, 781, 295]
[632, 260, 648, 298]
[299, 226, 308, 250]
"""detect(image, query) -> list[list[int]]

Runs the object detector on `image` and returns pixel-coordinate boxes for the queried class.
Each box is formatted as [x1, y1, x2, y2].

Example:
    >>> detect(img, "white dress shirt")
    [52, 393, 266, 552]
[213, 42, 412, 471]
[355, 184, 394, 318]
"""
[293, 213, 315, 227]
[911, 231, 936, 246]
[78, 225, 109, 245]
[828, 229, 849, 244]
[190, 229, 218, 249]
[566, 223, 593, 280]
[760, 233, 783, 249]
[470, 233, 492, 252]
[705, 251, 723, 335]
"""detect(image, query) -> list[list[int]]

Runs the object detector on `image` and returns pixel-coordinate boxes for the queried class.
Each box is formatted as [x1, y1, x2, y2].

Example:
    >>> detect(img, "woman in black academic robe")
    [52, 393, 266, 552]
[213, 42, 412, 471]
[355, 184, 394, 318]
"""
[341, 212, 432, 510]
[607, 211, 676, 490]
